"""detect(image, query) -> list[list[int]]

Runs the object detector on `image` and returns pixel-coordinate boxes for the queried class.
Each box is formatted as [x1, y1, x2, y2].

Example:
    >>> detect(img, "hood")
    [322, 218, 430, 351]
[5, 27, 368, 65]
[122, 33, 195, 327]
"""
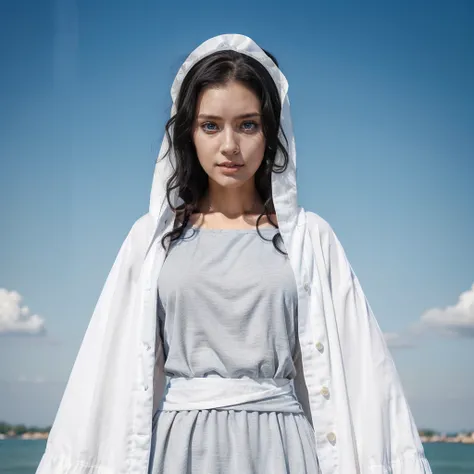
[149, 34, 300, 238]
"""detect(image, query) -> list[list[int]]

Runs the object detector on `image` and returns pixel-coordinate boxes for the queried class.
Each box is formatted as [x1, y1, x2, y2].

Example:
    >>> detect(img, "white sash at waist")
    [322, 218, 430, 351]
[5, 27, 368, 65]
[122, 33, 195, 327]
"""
[158, 376, 302, 413]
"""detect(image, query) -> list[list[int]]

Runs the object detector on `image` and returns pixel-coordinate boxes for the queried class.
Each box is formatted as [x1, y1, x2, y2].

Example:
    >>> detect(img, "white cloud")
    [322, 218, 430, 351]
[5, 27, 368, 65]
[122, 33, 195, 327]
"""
[420, 283, 474, 338]
[0, 289, 45, 335]
[384, 332, 413, 349]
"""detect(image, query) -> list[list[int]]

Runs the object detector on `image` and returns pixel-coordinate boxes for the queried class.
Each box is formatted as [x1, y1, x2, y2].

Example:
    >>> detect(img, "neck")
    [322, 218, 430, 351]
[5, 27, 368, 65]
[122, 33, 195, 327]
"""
[203, 180, 263, 218]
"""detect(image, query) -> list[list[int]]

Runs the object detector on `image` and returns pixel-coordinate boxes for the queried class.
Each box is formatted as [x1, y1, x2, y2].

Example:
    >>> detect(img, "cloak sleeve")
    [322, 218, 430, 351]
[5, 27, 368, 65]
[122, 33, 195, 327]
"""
[313, 214, 432, 473]
[37, 213, 152, 473]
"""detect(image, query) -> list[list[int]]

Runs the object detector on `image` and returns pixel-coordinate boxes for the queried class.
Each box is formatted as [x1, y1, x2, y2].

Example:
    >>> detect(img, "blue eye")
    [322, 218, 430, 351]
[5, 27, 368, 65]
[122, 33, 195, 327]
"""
[241, 121, 259, 131]
[202, 122, 218, 132]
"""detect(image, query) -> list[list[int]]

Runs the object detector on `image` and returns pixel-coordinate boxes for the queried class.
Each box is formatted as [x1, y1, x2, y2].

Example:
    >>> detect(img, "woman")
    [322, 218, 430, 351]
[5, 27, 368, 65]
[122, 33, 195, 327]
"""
[36, 34, 432, 474]
[148, 45, 319, 474]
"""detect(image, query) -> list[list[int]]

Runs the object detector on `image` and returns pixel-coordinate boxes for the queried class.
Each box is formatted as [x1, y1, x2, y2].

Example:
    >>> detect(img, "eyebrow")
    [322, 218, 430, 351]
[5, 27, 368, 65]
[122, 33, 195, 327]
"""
[197, 113, 261, 120]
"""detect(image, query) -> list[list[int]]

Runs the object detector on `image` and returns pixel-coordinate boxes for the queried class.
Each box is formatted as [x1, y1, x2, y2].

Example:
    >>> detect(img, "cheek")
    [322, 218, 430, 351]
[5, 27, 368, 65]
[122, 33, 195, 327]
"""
[244, 134, 266, 166]
[193, 133, 214, 167]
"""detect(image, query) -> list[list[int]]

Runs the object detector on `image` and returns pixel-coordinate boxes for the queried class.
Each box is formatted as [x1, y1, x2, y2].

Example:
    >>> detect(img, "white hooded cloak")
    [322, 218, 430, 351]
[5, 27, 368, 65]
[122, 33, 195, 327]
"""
[36, 34, 432, 474]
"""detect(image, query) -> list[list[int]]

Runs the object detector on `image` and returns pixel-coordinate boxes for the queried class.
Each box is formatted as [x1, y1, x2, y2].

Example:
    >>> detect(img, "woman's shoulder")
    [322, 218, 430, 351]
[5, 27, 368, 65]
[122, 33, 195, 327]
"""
[305, 210, 334, 237]
[304, 210, 341, 252]
[130, 213, 155, 240]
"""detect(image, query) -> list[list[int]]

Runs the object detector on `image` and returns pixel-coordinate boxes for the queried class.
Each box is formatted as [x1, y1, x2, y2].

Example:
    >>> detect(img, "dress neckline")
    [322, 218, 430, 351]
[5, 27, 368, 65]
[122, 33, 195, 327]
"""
[188, 226, 278, 234]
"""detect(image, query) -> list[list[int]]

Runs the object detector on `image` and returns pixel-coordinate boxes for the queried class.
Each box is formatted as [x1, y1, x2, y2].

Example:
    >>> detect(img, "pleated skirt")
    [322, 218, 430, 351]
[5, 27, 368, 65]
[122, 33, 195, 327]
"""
[148, 408, 320, 474]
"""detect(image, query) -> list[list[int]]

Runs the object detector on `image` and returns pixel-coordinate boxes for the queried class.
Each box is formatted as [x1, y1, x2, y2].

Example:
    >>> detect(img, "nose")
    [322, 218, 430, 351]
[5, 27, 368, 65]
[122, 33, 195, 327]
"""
[220, 127, 240, 155]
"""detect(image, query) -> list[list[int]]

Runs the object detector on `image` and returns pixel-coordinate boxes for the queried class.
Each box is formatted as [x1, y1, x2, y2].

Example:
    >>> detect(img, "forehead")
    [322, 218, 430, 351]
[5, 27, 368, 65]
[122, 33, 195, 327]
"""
[195, 81, 261, 116]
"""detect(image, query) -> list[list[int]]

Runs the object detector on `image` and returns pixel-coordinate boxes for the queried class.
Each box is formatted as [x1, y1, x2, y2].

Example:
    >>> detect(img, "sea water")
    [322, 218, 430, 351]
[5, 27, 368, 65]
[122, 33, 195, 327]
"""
[0, 439, 473, 473]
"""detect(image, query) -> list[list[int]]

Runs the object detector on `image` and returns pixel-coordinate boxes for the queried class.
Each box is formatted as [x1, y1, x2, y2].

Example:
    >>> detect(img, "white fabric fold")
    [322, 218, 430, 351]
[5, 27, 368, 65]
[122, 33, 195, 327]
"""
[159, 377, 300, 412]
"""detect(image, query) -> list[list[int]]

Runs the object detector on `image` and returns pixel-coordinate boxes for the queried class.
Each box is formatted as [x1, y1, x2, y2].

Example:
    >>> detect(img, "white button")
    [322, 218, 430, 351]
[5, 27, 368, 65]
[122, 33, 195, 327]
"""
[144, 385, 149, 391]
[164, 219, 168, 225]
[315, 342, 324, 352]
[303, 283, 311, 294]
[327, 432, 336, 443]
[144, 343, 151, 351]
[320, 386, 330, 398]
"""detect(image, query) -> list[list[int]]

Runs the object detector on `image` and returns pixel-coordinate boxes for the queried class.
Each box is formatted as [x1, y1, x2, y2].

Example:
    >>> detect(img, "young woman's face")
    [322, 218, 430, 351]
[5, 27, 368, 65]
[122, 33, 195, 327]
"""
[193, 80, 266, 189]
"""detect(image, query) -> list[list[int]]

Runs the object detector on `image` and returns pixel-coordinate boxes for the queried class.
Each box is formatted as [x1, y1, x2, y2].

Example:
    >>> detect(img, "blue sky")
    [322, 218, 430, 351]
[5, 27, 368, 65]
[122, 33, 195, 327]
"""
[0, 0, 473, 432]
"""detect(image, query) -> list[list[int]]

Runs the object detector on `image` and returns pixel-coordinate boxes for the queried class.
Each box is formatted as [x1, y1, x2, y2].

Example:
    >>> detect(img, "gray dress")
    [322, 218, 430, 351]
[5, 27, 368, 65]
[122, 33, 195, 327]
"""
[148, 225, 319, 473]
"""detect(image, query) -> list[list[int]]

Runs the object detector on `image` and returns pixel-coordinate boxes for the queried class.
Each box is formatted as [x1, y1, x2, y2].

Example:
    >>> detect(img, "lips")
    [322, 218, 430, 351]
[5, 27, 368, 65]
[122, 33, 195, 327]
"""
[218, 163, 243, 168]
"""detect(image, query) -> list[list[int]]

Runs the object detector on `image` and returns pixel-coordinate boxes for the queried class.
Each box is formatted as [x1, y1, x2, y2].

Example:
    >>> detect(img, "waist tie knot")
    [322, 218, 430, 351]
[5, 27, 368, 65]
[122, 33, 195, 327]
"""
[158, 376, 303, 413]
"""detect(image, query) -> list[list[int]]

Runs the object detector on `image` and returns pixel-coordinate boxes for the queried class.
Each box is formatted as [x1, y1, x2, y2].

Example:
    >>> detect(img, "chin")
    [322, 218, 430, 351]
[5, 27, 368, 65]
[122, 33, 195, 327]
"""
[210, 173, 250, 188]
